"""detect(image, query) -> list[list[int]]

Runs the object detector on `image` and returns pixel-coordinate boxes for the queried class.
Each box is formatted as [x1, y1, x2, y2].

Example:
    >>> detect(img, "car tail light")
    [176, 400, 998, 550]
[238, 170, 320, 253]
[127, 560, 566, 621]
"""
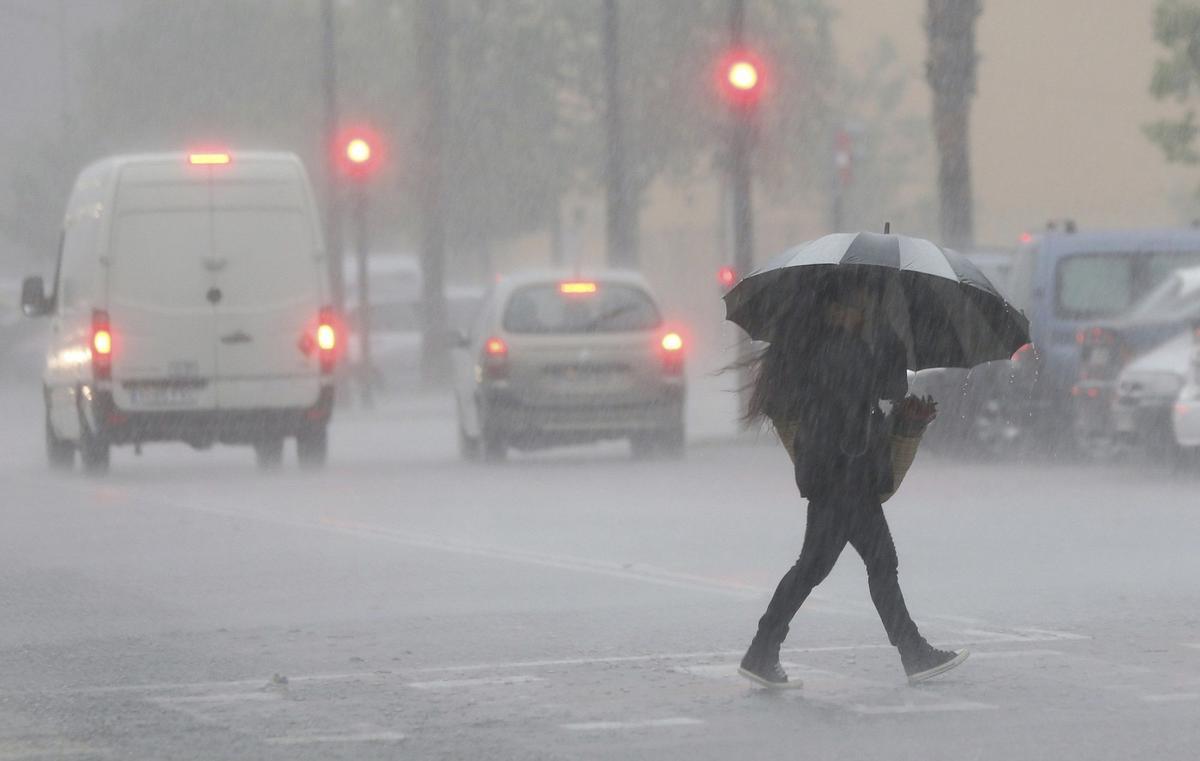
[482, 336, 509, 379]
[92, 309, 112, 380]
[660, 331, 684, 375]
[560, 281, 597, 295]
[317, 306, 337, 374]
[1078, 328, 1127, 381]
[188, 152, 231, 165]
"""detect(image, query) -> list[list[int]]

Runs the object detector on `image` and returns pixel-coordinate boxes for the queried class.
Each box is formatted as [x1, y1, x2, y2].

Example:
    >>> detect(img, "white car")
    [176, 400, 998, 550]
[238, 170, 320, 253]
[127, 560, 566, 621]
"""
[1171, 328, 1200, 449]
[452, 271, 686, 460]
[21, 150, 336, 473]
[1112, 329, 1192, 455]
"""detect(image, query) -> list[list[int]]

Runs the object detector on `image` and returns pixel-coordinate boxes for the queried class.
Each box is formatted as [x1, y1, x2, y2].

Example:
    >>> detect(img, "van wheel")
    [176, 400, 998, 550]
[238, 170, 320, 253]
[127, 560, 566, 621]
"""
[296, 425, 328, 470]
[458, 422, 481, 461]
[254, 437, 284, 471]
[79, 428, 110, 475]
[45, 410, 75, 472]
[481, 418, 507, 462]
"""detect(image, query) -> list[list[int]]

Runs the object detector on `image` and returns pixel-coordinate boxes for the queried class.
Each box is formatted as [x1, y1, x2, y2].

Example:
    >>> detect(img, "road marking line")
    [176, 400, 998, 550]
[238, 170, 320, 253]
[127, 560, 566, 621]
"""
[152, 692, 279, 703]
[0, 741, 102, 760]
[264, 732, 406, 745]
[851, 701, 998, 715]
[1141, 693, 1200, 703]
[969, 649, 1064, 660]
[10, 636, 1086, 699]
[562, 718, 703, 731]
[407, 675, 544, 690]
[675, 661, 836, 680]
[1011, 627, 1090, 641]
[1183, 643, 1200, 651]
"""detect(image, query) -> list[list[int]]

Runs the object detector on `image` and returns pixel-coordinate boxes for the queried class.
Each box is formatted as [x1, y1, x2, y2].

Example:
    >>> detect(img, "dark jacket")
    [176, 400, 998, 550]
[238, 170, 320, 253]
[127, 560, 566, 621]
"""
[782, 325, 908, 500]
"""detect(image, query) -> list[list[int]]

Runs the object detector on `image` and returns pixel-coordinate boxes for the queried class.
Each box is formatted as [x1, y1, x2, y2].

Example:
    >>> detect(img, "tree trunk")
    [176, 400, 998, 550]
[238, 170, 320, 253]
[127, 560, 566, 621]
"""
[416, 0, 452, 385]
[926, 0, 981, 249]
[603, 0, 638, 268]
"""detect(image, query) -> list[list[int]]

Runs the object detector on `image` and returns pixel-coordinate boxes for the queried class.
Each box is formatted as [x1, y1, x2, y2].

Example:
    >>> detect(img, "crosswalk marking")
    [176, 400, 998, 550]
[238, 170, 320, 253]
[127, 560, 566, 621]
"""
[265, 731, 406, 745]
[563, 717, 704, 731]
[1141, 693, 1200, 704]
[851, 701, 998, 715]
[407, 675, 544, 690]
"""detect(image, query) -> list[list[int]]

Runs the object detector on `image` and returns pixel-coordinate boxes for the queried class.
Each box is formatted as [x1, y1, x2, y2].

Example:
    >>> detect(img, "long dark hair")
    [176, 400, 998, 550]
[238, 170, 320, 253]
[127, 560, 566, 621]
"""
[741, 269, 877, 426]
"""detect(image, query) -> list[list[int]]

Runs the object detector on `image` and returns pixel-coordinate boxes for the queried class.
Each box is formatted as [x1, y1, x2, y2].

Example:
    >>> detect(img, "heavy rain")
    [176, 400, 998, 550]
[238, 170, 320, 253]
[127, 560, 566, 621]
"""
[1, 1, 1200, 759]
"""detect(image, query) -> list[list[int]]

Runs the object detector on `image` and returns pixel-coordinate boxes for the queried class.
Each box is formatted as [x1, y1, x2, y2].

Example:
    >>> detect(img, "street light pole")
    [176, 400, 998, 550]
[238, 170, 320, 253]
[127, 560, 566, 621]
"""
[728, 0, 757, 409]
[320, 0, 346, 313]
[351, 184, 373, 409]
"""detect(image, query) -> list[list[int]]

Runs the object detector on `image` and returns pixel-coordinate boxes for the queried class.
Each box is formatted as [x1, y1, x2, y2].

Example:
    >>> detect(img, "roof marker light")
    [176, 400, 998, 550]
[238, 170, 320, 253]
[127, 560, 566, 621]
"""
[189, 152, 231, 165]
[560, 282, 598, 294]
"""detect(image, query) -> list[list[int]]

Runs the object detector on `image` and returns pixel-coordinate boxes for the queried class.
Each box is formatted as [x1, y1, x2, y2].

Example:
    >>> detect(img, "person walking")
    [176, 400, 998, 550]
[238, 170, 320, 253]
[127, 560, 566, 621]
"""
[738, 275, 969, 688]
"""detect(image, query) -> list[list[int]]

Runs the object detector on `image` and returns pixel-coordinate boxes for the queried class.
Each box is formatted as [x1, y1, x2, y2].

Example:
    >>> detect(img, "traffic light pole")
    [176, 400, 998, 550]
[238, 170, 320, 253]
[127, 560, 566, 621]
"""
[728, 0, 756, 410]
[320, 0, 345, 313]
[351, 184, 373, 409]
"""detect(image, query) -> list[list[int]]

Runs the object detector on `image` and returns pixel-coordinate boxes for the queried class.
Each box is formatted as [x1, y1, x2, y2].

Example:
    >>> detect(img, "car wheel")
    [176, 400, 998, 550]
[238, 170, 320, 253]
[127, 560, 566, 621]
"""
[45, 406, 75, 472]
[296, 425, 328, 470]
[630, 434, 656, 460]
[255, 437, 285, 471]
[481, 416, 507, 462]
[657, 423, 686, 460]
[79, 425, 110, 475]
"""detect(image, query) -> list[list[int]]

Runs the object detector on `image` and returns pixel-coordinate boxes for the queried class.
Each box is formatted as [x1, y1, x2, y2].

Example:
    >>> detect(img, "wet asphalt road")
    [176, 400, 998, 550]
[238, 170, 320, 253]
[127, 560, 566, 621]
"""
[1, 390, 1199, 760]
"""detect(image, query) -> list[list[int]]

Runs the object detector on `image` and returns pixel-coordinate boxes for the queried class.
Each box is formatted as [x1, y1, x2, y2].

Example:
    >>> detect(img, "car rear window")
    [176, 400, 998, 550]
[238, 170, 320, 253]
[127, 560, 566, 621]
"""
[1056, 251, 1200, 320]
[502, 283, 661, 334]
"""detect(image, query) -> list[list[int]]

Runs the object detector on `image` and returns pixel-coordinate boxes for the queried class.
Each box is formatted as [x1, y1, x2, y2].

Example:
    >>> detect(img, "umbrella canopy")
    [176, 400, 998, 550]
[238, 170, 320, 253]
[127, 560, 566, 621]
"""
[723, 232, 1031, 370]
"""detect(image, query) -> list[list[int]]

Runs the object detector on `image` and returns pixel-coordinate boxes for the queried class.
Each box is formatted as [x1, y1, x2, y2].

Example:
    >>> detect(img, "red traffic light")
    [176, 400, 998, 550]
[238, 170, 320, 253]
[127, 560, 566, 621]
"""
[718, 266, 738, 289]
[335, 125, 383, 179]
[717, 49, 766, 107]
[345, 138, 371, 166]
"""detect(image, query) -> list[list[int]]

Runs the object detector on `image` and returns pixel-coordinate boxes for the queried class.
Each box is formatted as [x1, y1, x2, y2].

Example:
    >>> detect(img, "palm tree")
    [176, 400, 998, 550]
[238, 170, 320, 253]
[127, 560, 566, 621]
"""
[925, 0, 982, 249]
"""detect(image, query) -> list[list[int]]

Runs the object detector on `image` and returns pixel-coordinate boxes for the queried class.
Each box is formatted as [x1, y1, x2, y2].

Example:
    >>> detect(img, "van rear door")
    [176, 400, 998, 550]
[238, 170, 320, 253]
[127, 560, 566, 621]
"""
[211, 202, 322, 410]
[108, 207, 219, 411]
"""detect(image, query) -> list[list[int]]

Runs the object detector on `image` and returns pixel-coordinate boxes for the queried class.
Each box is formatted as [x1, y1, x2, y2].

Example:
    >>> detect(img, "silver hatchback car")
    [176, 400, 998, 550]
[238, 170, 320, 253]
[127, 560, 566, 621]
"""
[452, 271, 686, 460]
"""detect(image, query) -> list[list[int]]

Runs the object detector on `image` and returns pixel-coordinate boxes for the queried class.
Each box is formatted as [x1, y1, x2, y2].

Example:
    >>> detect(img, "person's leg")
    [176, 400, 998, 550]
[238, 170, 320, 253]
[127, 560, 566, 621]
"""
[743, 498, 850, 670]
[846, 498, 922, 655]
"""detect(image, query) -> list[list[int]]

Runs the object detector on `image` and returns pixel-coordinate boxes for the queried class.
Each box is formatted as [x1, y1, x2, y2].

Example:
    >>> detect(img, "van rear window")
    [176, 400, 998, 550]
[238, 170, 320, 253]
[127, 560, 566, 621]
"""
[502, 284, 661, 334]
[1056, 251, 1200, 320]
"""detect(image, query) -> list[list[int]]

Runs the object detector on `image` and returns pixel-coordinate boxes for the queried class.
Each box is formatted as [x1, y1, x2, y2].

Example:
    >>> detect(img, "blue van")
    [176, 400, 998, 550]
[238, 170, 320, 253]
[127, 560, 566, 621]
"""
[1005, 228, 1200, 443]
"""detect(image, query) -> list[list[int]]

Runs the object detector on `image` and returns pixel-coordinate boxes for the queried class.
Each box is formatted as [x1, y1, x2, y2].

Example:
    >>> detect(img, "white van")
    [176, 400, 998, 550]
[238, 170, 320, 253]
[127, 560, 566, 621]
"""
[20, 151, 337, 473]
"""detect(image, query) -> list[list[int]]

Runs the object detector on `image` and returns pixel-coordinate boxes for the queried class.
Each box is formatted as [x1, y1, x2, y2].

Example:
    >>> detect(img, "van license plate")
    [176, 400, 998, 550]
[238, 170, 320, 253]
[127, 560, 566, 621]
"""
[129, 387, 199, 407]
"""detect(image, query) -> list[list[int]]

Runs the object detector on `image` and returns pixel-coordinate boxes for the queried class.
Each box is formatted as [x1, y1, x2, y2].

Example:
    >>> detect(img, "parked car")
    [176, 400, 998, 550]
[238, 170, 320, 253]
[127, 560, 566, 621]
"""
[999, 227, 1200, 451]
[451, 271, 686, 461]
[21, 150, 336, 473]
[1170, 324, 1200, 454]
[1073, 266, 1200, 455]
[1111, 328, 1194, 461]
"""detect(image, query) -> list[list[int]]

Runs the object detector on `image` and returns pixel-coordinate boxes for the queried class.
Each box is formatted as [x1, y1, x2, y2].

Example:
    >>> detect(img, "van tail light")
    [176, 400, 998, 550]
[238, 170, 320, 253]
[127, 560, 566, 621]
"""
[482, 336, 509, 380]
[92, 309, 112, 380]
[317, 306, 338, 374]
[1078, 329, 1127, 381]
[660, 331, 684, 375]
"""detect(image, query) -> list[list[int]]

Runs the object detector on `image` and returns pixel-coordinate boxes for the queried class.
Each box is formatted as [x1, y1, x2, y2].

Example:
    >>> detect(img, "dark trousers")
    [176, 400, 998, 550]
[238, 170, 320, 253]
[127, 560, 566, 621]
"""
[755, 488, 923, 654]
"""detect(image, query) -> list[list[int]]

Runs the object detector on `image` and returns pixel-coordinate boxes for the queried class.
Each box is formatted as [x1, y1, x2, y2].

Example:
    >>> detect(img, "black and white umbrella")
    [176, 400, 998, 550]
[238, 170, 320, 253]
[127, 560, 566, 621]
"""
[723, 231, 1030, 370]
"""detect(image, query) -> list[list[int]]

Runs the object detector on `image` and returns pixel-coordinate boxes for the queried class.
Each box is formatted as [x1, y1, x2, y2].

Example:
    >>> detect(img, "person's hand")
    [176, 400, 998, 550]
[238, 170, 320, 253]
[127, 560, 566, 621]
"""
[893, 394, 937, 435]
